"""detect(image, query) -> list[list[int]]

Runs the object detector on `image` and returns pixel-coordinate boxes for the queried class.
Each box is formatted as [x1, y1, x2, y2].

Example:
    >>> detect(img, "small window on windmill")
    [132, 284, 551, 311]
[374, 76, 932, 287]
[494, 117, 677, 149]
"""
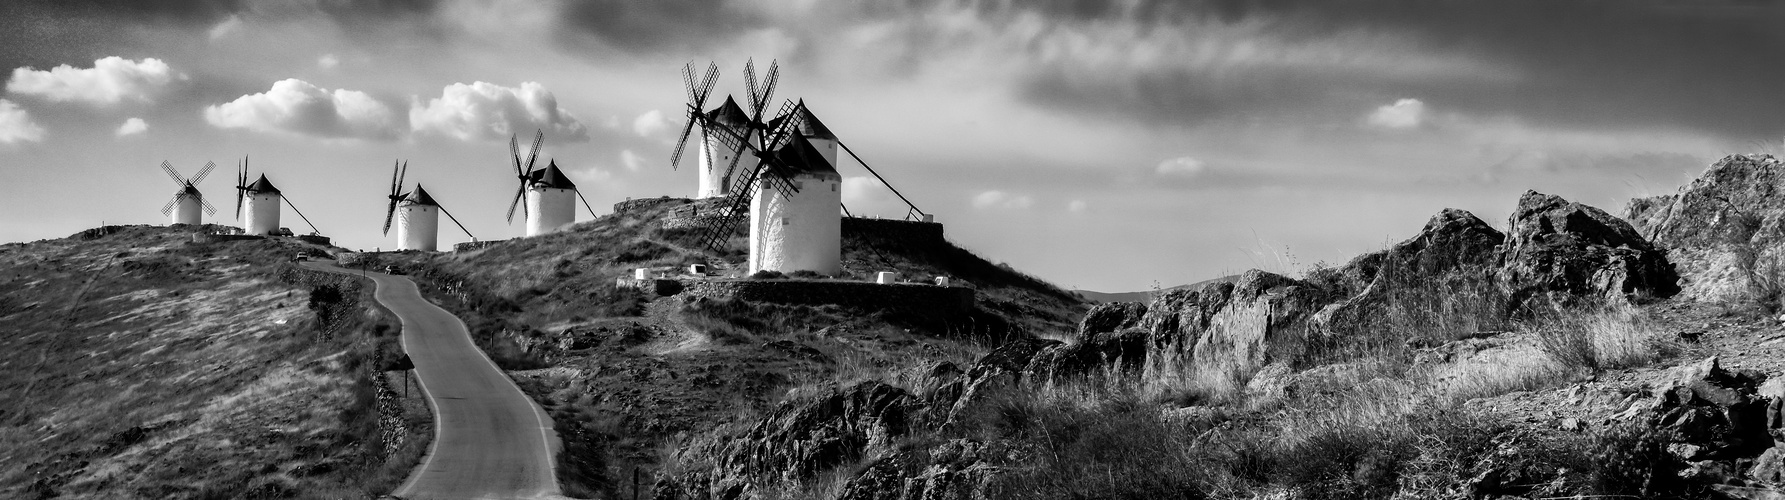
[794, 181, 804, 190]
[781, 217, 790, 226]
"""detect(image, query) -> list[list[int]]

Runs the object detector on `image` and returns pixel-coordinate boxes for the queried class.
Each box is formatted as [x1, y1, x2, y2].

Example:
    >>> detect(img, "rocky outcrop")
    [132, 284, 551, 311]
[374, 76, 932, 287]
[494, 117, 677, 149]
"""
[1501, 190, 1679, 312]
[1312, 208, 1505, 338]
[1627, 154, 1785, 305]
[836, 440, 1018, 500]
[661, 381, 916, 499]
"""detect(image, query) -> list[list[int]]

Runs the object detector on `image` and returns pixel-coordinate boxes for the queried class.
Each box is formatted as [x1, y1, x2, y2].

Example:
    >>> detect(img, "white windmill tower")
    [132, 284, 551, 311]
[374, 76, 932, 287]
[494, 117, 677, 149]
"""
[503, 130, 597, 237]
[157, 160, 216, 226]
[234, 158, 322, 236]
[383, 161, 475, 251]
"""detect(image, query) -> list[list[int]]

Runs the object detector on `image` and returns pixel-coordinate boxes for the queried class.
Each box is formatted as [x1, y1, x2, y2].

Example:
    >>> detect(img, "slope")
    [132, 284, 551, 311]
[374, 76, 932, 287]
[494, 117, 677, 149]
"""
[0, 225, 425, 499]
[361, 199, 1088, 498]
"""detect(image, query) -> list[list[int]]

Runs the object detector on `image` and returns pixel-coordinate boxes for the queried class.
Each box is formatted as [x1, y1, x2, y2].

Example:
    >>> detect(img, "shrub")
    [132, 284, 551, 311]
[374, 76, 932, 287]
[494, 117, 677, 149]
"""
[1528, 303, 1661, 371]
[749, 270, 787, 280]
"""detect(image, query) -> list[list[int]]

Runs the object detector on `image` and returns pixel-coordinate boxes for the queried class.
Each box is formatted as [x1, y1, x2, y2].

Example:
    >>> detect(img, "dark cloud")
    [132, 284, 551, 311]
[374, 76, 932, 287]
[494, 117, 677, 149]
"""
[556, 0, 766, 53]
[1006, 0, 1785, 137]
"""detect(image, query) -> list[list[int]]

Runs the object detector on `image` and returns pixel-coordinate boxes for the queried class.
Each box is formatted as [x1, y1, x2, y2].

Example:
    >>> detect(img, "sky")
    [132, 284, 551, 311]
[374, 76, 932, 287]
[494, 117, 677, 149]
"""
[1, 0, 1783, 293]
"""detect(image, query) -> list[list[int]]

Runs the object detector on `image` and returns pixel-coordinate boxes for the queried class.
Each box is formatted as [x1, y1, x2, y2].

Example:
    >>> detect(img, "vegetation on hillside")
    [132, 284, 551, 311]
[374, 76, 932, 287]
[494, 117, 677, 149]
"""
[0, 225, 425, 499]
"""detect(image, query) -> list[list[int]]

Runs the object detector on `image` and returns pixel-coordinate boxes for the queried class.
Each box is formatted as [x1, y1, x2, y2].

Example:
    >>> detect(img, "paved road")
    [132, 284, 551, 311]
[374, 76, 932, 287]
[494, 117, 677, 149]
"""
[305, 261, 561, 500]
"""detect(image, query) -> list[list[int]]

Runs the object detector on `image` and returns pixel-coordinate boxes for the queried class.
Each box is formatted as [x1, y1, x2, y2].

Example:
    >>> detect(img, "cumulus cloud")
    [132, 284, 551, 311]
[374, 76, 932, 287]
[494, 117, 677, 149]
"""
[116, 117, 148, 137]
[0, 100, 46, 144]
[6, 57, 180, 105]
[972, 190, 1033, 210]
[1368, 98, 1427, 129]
[204, 78, 403, 140]
[1155, 156, 1208, 177]
[620, 149, 648, 171]
[409, 81, 589, 142]
[632, 109, 672, 138]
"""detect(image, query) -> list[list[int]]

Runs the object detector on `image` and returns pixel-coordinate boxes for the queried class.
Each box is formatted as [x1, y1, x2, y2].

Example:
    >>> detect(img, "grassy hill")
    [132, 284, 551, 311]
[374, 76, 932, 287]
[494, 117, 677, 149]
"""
[0, 225, 424, 499]
[363, 200, 1089, 497]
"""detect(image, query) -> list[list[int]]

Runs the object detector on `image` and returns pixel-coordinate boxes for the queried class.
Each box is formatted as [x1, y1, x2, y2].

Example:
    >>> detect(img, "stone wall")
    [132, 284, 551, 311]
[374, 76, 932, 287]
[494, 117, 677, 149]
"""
[453, 240, 507, 252]
[679, 278, 975, 315]
[614, 196, 692, 214]
[842, 217, 943, 241]
[615, 277, 686, 296]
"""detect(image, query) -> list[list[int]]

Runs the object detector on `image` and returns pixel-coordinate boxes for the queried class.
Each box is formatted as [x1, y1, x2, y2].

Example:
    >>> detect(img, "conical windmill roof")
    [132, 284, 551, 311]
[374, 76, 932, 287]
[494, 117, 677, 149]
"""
[246, 174, 280, 194]
[767, 134, 838, 178]
[705, 95, 750, 129]
[527, 160, 577, 189]
[769, 100, 836, 140]
[180, 183, 202, 196]
[405, 185, 439, 206]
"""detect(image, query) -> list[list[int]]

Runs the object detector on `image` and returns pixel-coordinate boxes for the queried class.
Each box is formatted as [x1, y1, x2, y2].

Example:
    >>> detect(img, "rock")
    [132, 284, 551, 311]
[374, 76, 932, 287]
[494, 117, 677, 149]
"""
[665, 381, 916, 497]
[1669, 443, 1707, 461]
[1648, 357, 1773, 460]
[1559, 418, 1583, 432]
[1023, 328, 1149, 379]
[1752, 447, 1785, 485]
[836, 439, 1017, 500]
[1500, 190, 1679, 313]
[1078, 301, 1148, 336]
[1626, 154, 1785, 304]
[927, 338, 1058, 430]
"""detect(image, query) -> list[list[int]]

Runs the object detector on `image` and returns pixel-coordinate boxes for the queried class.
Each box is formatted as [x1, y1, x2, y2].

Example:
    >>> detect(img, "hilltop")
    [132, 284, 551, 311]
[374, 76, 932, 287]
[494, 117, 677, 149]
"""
[359, 198, 1088, 496]
[0, 225, 424, 499]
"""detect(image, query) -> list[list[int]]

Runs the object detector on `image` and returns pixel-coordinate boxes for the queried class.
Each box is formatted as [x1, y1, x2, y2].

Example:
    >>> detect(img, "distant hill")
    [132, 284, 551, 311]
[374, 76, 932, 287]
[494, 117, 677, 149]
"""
[1074, 274, 1241, 303]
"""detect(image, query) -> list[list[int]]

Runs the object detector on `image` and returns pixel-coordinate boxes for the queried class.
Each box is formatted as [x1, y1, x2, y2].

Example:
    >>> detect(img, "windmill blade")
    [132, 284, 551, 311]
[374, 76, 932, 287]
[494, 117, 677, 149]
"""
[382, 199, 399, 236]
[668, 114, 699, 169]
[398, 161, 407, 191]
[698, 62, 719, 104]
[389, 160, 402, 196]
[235, 159, 247, 219]
[525, 129, 544, 172]
[756, 60, 779, 115]
[161, 194, 183, 216]
[199, 195, 216, 216]
[191, 161, 216, 185]
[743, 58, 759, 116]
[160, 161, 185, 186]
[682, 62, 699, 105]
[510, 134, 523, 175]
[505, 186, 526, 223]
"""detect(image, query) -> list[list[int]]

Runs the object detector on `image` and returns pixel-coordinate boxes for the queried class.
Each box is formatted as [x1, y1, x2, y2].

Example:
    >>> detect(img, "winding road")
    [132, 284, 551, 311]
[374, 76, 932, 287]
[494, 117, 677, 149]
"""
[305, 261, 562, 500]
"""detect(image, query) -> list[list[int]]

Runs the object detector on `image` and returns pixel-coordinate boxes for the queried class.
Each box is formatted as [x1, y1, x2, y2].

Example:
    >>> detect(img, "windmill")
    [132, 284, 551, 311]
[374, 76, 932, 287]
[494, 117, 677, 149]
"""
[670, 61, 934, 276]
[670, 59, 780, 200]
[382, 160, 475, 251]
[233, 157, 322, 236]
[502, 129, 597, 236]
[158, 160, 216, 226]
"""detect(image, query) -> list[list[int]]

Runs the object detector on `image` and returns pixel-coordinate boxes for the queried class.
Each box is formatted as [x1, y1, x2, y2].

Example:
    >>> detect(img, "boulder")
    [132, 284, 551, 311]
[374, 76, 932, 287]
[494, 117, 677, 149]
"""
[664, 381, 916, 498]
[836, 439, 1016, 500]
[1648, 357, 1772, 460]
[1626, 154, 1785, 305]
[1499, 190, 1679, 313]
[1078, 301, 1148, 337]
[1312, 208, 1505, 337]
[937, 338, 1058, 429]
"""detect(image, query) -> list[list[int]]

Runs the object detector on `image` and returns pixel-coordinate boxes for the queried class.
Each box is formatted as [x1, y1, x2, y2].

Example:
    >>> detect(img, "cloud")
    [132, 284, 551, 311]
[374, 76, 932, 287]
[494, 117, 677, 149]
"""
[1067, 200, 1088, 213]
[317, 54, 339, 69]
[115, 117, 147, 137]
[1368, 98, 1426, 129]
[409, 81, 589, 142]
[972, 190, 1033, 210]
[632, 109, 671, 138]
[6, 57, 180, 105]
[0, 99, 45, 144]
[208, 14, 243, 40]
[1156, 156, 1209, 177]
[620, 149, 647, 171]
[204, 78, 404, 140]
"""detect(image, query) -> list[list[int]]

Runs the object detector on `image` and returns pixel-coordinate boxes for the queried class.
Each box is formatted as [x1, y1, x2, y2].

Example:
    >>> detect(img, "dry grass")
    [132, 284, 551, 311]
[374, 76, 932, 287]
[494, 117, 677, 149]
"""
[1528, 302, 1666, 371]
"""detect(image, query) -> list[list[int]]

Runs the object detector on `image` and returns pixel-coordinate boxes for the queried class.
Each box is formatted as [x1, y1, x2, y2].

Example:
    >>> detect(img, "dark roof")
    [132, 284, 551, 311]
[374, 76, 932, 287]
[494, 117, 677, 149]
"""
[245, 174, 280, 194]
[406, 184, 438, 206]
[527, 160, 577, 189]
[790, 100, 835, 140]
[181, 183, 201, 196]
[705, 95, 750, 129]
[767, 134, 838, 178]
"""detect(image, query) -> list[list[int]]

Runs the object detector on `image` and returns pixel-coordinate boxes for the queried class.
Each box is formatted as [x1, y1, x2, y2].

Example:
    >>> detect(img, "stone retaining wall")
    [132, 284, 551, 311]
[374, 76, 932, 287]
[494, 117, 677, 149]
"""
[678, 278, 975, 314]
[841, 217, 943, 241]
[614, 196, 691, 214]
[453, 240, 506, 252]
